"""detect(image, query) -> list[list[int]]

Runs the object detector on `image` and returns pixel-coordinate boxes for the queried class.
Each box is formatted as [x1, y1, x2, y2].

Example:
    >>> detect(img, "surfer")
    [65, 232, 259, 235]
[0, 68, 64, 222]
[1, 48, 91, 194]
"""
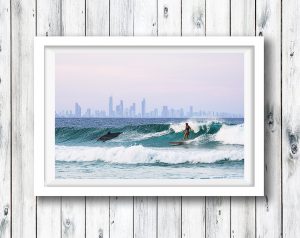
[183, 123, 192, 140]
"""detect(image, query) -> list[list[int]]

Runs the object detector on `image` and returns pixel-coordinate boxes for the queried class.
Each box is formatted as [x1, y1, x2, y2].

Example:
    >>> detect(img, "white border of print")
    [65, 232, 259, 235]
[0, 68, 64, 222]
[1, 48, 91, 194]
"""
[34, 37, 264, 196]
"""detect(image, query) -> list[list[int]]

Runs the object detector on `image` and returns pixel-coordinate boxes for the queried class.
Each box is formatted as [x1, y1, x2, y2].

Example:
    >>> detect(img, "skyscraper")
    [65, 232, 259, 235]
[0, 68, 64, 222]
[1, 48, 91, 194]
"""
[189, 106, 193, 117]
[141, 98, 146, 118]
[162, 106, 169, 118]
[109, 96, 113, 117]
[75, 103, 81, 117]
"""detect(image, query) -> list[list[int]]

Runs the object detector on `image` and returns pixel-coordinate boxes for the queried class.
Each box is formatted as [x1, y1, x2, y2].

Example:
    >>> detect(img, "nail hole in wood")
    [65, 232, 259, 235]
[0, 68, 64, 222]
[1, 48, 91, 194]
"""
[164, 6, 168, 18]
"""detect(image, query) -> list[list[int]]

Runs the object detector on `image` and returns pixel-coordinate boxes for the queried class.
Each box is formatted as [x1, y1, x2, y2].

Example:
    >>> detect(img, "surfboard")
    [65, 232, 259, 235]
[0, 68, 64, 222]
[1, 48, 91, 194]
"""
[169, 141, 186, 145]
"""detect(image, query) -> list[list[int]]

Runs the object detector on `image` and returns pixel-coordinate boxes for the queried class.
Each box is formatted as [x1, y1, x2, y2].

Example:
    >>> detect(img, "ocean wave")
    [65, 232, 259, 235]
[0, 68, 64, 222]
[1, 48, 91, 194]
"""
[55, 120, 243, 146]
[55, 145, 244, 164]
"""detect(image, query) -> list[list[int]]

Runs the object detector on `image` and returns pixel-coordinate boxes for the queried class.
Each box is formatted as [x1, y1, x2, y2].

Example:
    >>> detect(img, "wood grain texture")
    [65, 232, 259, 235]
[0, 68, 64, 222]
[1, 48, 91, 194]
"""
[181, 2, 206, 237]
[86, 0, 109, 36]
[282, 0, 300, 237]
[157, 0, 181, 36]
[86, 197, 110, 238]
[110, 197, 133, 238]
[206, 0, 230, 36]
[134, 197, 157, 238]
[205, 1, 231, 237]
[256, 0, 282, 237]
[62, 197, 85, 238]
[11, 0, 36, 237]
[133, 0, 157, 36]
[84, 1, 110, 237]
[157, 197, 181, 238]
[61, 1, 86, 238]
[37, 197, 61, 238]
[0, 0, 10, 238]
[182, 0, 205, 36]
[110, 0, 134, 36]
[182, 197, 205, 238]
[230, 1, 256, 237]
[132, 1, 158, 237]
[36, 1, 62, 237]
[157, 2, 182, 237]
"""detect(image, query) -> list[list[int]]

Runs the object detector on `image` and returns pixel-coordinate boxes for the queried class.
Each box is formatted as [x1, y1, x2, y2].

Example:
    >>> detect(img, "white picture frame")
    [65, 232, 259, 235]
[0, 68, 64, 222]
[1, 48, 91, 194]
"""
[34, 37, 264, 196]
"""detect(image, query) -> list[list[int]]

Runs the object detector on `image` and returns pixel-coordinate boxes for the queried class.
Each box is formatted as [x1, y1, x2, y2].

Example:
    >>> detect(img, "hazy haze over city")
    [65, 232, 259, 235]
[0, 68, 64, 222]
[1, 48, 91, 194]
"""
[55, 47, 244, 117]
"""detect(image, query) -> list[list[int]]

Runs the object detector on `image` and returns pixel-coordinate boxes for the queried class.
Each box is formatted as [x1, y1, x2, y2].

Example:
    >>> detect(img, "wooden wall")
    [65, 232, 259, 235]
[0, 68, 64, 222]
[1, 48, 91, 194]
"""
[0, 0, 298, 237]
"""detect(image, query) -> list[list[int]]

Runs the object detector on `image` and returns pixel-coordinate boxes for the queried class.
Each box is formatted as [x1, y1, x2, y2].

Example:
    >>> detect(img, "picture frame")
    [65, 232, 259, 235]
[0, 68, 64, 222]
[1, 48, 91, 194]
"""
[34, 37, 264, 196]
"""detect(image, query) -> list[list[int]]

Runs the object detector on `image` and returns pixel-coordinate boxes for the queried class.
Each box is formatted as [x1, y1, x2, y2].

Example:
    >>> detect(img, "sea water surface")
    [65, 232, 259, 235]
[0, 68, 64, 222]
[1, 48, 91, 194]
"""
[55, 118, 244, 179]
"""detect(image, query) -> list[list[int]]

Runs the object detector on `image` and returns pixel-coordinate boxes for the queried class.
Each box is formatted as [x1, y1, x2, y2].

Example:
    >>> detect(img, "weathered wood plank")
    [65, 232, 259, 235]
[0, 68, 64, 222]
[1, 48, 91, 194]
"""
[282, 0, 300, 237]
[205, 1, 231, 237]
[86, 197, 109, 238]
[0, 0, 11, 237]
[206, 0, 230, 36]
[110, 0, 134, 36]
[133, 1, 158, 237]
[182, 0, 205, 36]
[134, 197, 157, 238]
[256, 0, 282, 237]
[157, 0, 181, 36]
[60, 1, 86, 238]
[230, 1, 256, 237]
[110, 197, 133, 238]
[157, 2, 182, 237]
[37, 197, 61, 238]
[62, 197, 85, 238]
[109, 3, 134, 237]
[133, 0, 157, 36]
[182, 197, 205, 238]
[86, 0, 109, 36]
[36, 1, 62, 237]
[62, 0, 85, 36]
[157, 197, 181, 238]
[85, 1, 110, 238]
[181, 1, 206, 237]
[11, 0, 36, 236]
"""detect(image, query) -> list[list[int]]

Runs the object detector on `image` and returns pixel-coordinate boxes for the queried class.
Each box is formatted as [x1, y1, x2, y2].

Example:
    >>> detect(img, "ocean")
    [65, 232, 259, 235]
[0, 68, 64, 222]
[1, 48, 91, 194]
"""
[55, 118, 244, 179]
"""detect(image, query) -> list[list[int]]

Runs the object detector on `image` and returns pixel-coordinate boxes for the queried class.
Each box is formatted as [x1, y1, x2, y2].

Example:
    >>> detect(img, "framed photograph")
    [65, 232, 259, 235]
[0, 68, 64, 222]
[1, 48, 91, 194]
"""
[34, 37, 264, 196]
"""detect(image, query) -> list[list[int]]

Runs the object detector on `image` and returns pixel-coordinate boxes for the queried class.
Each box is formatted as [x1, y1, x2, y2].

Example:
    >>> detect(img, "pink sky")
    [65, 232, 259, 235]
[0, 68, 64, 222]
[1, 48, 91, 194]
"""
[55, 47, 244, 115]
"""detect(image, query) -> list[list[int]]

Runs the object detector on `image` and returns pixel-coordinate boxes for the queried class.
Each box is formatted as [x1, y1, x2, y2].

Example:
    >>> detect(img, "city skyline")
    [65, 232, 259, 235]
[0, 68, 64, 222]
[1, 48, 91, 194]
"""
[55, 49, 244, 115]
[55, 96, 243, 118]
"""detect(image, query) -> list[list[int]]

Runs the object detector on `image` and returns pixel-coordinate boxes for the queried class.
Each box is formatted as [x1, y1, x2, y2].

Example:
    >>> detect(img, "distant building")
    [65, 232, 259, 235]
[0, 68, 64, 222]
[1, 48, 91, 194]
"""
[109, 96, 113, 117]
[161, 106, 169, 118]
[75, 103, 81, 117]
[141, 98, 146, 118]
[129, 103, 136, 117]
[189, 106, 193, 117]
[86, 108, 91, 117]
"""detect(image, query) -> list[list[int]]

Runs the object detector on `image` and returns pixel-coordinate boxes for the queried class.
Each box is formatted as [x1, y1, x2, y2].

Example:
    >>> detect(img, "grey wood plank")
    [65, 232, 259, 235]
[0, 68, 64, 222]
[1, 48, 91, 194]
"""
[205, 1, 231, 237]
[182, 0, 205, 36]
[86, 197, 110, 238]
[256, 0, 282, 237]
[282, 0, 300, 237]
[36, 0, 62, 237]
[110, 0, 134, 36]
[109, 2, 134, 237]
[230, 0, 256, 237]
[181, 1, 206, 237]
[60, 1, 86, 237]
[86, 0, 109, 36]
[0, 0, 11, 237]
[132, 1, 158, 237]
[11, 0, 36, 236]
[110, 197, 133, 238]
[85, 1, 110, 237]
[157, 197, 181, 238]
[157, 1, 182, 237]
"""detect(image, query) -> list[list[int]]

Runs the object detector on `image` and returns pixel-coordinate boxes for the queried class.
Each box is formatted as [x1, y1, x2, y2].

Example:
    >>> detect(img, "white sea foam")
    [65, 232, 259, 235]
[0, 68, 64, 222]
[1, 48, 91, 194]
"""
[55, 145, 243, 164]
[169, 120, 220, 133]
[214, 124, 244, 145]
